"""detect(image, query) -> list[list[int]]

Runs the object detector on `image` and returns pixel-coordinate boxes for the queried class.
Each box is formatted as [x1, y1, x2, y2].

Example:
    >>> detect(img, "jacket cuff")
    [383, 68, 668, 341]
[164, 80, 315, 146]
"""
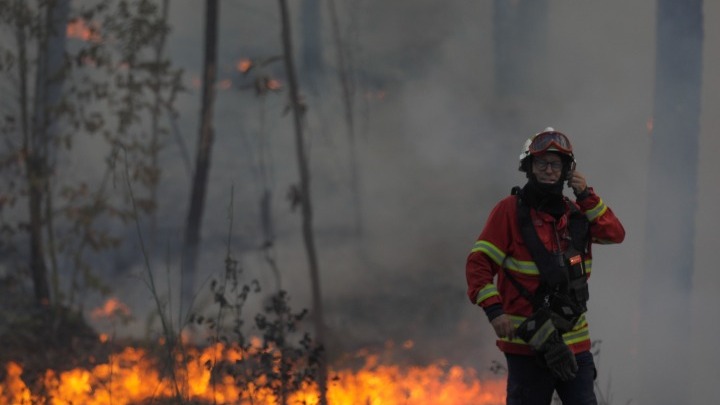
[574, 187, 591, 201]
[483, 303, 504, 322]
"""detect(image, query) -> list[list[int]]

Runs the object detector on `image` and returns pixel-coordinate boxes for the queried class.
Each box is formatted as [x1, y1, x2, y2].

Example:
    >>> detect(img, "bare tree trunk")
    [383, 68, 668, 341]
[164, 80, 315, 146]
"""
[27, 160, 50, 308]
[182, 0, 219, 322]
[640, 1, 703, 403]
[491, 0, 551, 158]
[14, 0, 50, 307]
[149, 0, 171, 248]
[40, 0, 70, 312]
[278, 1, 328, 404]
[326, 0, 363, 235]
[492, 0, 549, 101]
[301, 0, 323, 88]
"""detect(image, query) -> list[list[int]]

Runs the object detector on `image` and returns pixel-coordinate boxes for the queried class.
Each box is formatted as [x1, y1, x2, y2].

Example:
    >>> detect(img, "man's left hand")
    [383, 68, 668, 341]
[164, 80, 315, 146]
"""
[567, 170, 587, 196]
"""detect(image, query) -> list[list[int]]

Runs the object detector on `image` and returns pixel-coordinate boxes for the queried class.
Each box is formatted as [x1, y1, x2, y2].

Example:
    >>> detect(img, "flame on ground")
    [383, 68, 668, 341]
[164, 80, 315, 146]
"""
[0, 343, 505, 405]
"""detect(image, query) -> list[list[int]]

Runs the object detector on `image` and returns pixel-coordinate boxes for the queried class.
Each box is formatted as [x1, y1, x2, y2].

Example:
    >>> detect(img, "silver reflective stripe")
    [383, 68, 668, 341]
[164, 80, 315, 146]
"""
[499, 314, 590, 346]
[527, 319, 556, 349]
[504, 257, 540, 276]
[476, 283, 500, 304]
[585, 199, 608, 222]
[471, 240, 506, 265]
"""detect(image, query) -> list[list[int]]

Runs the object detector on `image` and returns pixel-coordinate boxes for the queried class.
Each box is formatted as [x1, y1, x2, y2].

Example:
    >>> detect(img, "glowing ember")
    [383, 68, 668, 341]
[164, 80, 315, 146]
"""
[266, 78, 282, 91]
[66, 19, 102, 43]
[237, 58, 254, 73]
[0, 343, 505, 405]
[91, 297, 132, 320]
[218, 79, 233, 90]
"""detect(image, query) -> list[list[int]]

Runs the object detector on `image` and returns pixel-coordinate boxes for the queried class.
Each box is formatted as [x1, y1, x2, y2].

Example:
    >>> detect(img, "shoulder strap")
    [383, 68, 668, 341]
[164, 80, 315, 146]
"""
[515, 191, 568, 287]
[567, 202, 590, 254]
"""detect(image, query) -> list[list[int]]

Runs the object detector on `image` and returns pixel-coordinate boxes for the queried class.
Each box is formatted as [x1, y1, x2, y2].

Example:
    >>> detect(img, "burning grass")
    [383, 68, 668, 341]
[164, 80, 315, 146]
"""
[0, 340, 505, 405]
[0, 227, 506, 405]
[0, 269, 507, 405]
[0, 262, 506, 405]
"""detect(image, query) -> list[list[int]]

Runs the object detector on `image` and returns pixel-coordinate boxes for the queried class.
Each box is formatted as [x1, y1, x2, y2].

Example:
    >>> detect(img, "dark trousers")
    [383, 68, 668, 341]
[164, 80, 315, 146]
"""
[505, 351, 597, 405]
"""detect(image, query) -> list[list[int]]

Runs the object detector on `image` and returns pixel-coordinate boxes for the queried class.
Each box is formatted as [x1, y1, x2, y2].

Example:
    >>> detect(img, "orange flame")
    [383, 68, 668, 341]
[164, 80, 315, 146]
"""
[91, 297, 132, 320]
[266, 78, 282, 91]
[0, 343, 505, 405]
[237, 58, 254, 73]
[66, 19, 102, 43]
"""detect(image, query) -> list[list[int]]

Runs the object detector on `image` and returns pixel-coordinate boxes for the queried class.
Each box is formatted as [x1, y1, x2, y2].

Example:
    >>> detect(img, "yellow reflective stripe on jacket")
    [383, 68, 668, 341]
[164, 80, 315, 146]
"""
[504, 258, 592, 276]
[476, 283, 500, 305]
[471, 240, 506, 265]
[473, 241, 593, 277]
[585, 199, 608, 222]
[499, 314, 590, 346]
[504, 257, 540, 276]
[471, 240, 542, 276]
[563, 325, 590, 345]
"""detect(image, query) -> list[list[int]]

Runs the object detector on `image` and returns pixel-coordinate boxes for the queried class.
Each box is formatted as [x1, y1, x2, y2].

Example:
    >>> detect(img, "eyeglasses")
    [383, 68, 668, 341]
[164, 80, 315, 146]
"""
[529, 131, 573, 155]
[533, 158, 563, 171]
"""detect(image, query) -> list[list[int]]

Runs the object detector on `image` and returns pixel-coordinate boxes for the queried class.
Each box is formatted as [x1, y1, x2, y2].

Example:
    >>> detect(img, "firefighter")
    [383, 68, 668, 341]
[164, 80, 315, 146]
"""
[465, 128, 625, 405]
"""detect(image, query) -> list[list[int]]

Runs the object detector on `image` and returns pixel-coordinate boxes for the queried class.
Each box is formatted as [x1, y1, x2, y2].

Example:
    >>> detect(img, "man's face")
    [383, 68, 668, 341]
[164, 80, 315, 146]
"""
[531, 152, 563, 184]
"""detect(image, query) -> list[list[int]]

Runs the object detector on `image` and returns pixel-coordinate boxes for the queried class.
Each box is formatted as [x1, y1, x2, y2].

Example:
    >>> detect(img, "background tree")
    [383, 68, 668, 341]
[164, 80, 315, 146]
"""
[492, 0, 549, 103]
[492, 0, 550, 138]
[300, 0, 323, 91]
[640, 0, 703, 403]
[278, 0, 328, 403]
[0, 0, 182, 316]
[326, 0, 363, 235]
[147, 0, 172, 243]
[298, 0, 364, 236]
[181, 0, 219, 324]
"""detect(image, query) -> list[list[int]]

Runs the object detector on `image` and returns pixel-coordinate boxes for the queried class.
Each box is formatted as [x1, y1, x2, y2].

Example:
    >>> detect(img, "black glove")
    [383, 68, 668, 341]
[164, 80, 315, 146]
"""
[516, 308, 578, 381]
[540, 331, 578, 381]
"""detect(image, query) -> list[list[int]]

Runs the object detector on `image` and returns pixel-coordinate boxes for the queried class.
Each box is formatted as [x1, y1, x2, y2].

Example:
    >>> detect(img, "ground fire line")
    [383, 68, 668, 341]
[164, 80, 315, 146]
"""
[0, 341, 505, 405]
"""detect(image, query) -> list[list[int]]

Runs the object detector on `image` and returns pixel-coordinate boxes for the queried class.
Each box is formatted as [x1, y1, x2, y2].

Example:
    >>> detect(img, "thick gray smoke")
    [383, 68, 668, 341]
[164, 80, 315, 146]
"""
[84, 1, 720, 404]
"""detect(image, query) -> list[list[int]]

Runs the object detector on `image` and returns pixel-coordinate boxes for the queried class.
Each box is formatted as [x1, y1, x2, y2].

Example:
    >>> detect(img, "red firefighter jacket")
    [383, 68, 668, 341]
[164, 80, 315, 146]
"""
[465, 187, 625, 355]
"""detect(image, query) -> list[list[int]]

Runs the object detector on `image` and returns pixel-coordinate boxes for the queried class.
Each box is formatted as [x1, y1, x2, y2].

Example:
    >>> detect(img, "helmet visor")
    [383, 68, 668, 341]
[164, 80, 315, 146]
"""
[529, 131, 573, 155]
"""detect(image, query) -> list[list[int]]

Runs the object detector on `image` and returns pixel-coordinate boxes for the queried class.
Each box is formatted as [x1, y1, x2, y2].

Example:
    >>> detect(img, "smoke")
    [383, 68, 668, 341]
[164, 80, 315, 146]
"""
[64, 1, 720, 404]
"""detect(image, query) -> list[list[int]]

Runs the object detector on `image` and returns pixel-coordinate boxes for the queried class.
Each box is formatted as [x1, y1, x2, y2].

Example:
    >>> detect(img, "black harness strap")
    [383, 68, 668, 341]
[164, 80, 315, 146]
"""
[501, 256, 535, 304]
[517, 199, 568, 287]
[506, 186, 590, 313]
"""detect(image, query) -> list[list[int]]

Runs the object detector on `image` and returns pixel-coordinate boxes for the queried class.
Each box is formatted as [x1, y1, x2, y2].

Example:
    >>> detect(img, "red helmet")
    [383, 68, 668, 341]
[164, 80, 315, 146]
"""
[518, 127, 575, 172]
